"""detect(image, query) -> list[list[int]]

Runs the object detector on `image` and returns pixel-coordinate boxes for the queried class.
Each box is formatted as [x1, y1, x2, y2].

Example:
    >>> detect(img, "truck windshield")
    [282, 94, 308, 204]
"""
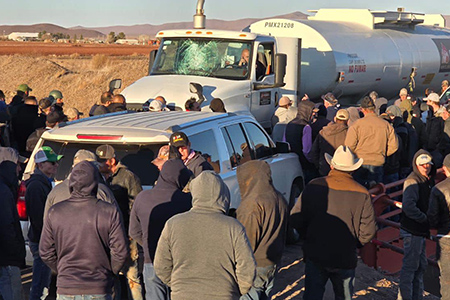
[151, 38, 252, 80]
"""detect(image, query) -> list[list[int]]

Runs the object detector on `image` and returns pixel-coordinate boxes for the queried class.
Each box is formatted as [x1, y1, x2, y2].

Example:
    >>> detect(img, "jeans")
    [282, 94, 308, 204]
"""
[122, 240, 143, 300]
[57, 294, 112, 300]
[398, 230, 427, 300]
[303, 259, 355, 300]
[0, 266, 24, 300]
[437, 237, 450, 299]
[29, 242, 52, 300]
[240, 265, 276, 300]
[353, 165, 383, 188]
[143, 263, 170, 300]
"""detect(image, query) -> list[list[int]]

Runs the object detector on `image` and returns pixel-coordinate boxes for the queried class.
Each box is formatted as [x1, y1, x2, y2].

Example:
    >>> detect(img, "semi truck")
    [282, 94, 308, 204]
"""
[121, 2, 450, 128]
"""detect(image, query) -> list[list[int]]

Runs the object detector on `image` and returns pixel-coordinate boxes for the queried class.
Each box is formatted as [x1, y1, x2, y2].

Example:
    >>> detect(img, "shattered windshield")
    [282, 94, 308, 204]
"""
[151, 38, 252, 80]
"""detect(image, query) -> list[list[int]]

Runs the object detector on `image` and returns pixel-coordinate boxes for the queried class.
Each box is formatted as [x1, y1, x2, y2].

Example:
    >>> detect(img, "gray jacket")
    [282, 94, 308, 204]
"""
[185, 151, 213, 178]
[428, 177, 450, 235]
[154, 171, 256, 300]
[44, 177, 117, 220]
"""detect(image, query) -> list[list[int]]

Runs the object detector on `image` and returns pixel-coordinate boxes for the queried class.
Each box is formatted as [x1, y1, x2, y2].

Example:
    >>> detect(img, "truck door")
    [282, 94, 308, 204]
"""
[251, 43, 277, 129]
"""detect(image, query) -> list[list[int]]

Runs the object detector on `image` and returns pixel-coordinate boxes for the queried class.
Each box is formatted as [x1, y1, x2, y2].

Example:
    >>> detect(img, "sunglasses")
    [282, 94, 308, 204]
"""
[46, 161, 58, 165]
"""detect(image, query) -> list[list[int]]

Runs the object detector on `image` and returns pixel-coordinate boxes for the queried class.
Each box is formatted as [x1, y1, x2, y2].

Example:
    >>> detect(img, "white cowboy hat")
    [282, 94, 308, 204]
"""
[325, 145, 363, 172]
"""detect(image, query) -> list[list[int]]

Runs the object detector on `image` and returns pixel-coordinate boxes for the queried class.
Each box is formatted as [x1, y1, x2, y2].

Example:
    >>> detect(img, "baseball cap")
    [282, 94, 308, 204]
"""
[73, 149, 97, 166]
[39, 97, 54, 110]
[386, 105, 403, 118]
[335, 109, 349, 121]
[149, 100, 163, 112]
[152, 145, 170, 165]
[399, 88, 408, 96]
[34, 146, 63, 163]
[0, 147, 28, 164]
[65, 107, 81, 120]
[96, 145, 115, 160]
[17, 84, 32, 93]
[360, 96, 375, 108]
[424, 93, 440, 103]
[321, 92, 338, 105]
[416, 153, 433, 166]
[278, 96, 292, 106]
[169, 132, 189, 148]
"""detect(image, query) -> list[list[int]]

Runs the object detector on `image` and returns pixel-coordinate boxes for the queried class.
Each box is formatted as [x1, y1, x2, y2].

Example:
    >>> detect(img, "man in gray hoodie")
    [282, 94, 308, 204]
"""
[154, 171, 256, 300]
[40, 161, 128, 300]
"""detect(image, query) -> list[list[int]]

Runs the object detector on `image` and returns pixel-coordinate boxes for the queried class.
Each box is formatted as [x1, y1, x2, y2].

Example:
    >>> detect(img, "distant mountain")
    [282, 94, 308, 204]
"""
[80, 11, 309, 37]
[0, 23, 105, 38]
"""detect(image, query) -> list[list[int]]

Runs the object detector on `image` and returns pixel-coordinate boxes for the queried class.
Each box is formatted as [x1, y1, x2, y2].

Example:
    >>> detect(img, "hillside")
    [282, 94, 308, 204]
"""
[0, 23, 105, 38]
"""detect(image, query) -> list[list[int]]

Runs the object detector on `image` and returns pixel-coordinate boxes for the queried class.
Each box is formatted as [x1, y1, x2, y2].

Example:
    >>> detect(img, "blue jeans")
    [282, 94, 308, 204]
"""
[0, 266, 24, 300]
[353, 164, 383, 188]
[29, 242, 52, 300]
[122, 240, 143, 300]
[240, 265, 276, 300]
[304, 259, 355, 300]
[143, 263, 169, 300]
[398, 230, 427, 300]
[57, 294, 112, 300]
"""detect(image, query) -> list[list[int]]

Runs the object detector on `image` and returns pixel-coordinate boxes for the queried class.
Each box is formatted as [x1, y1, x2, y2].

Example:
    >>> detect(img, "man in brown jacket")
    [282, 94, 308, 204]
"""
[290, 146, 377, 300]
[345, 96, 398, 187]
[236, 160, 288, 299]
[311, 109, 349, 176]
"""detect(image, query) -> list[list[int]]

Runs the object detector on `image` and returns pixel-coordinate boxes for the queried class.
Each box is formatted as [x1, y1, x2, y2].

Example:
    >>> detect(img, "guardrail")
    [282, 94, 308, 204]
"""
[360, 169, 446, 270]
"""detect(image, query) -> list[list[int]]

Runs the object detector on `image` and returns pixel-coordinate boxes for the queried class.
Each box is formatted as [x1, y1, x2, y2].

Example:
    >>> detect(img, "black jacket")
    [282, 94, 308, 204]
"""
[12, 104, 38, 153]
[108, 103, 127, 113]
[40, 161, 128, 295]
[285, 100, 316, 170]
[290, 169, 376, 269]
[425, 111, 445, 153]
[129, 159, 192, 263]
[400, 149, 435, 237]
[0, 161, 26, 267]
[25, 168, 53, 243]
[428, 177, 450, 235]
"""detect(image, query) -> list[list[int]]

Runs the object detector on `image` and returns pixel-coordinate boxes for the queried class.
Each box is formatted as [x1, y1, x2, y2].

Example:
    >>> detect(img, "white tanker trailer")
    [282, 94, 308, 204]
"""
[122, 6, 450, 128]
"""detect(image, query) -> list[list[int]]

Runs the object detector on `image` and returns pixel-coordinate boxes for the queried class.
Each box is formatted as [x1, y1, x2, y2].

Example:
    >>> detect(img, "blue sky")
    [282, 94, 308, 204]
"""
[2, 0, 447, 28]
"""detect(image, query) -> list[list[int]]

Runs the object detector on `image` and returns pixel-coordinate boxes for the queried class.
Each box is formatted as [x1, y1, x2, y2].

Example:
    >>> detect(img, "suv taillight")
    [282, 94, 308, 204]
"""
[16, 181, 27, 220]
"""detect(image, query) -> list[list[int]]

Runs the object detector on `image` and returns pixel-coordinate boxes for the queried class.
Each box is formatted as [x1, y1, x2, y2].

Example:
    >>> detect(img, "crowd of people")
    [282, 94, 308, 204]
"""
[1, 79, 450, 300]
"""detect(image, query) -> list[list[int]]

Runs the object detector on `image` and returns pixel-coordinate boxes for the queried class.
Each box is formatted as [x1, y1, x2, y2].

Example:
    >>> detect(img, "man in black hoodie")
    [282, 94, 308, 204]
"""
[0, 147, 26, 299]
[285, 100, 316, 183]
[399, 149, 435, 300]
[129, 159, 192, 300]
[40, 161, 128, 299]
[25, 146, 62, 300]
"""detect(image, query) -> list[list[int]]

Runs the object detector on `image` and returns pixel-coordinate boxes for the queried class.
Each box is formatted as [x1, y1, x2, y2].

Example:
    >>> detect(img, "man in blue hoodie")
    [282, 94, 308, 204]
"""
[25, 146, 62, 300]
[40, 161, 128, 300]
[129, 159, 192, 300]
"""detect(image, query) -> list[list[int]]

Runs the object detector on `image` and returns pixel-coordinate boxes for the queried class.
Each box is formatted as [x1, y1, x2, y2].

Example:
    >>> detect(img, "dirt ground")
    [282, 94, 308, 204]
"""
[0, 54, 150, 114]
[0, 41, 156, 56]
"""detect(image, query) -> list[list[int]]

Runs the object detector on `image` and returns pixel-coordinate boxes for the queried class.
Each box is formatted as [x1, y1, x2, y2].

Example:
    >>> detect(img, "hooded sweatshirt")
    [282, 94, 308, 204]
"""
[285, 100, 316, 169]
[0, 161, 26, 267]
[25, 168, 53, 243]
[236, 161, 288, 267]
[311, 121, 348, 176]
[400, 149, 435, 237]
[39, 161, 128, 295]
[154, 171, 256, 300]
[129, 159, 192, 264]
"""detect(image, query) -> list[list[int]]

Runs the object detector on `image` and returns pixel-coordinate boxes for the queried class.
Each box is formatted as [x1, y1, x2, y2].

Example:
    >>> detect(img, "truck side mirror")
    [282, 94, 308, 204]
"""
[109, 79, 122, 93]
[275, 141, 290, 153]
[274, 54, 287, 87]
[149, 49, 158, 73]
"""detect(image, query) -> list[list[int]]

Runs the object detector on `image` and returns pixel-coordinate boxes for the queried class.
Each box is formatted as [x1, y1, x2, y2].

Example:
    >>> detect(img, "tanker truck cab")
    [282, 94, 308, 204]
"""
[123, 30, 287, 129]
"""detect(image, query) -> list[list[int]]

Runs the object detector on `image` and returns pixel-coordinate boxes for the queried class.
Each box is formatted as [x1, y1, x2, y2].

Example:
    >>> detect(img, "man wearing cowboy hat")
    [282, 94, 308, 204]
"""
[290, 145, 376, 300]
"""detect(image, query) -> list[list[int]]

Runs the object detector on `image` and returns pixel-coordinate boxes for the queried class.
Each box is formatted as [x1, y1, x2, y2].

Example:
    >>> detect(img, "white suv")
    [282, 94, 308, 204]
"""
[20, 111, 303, 262]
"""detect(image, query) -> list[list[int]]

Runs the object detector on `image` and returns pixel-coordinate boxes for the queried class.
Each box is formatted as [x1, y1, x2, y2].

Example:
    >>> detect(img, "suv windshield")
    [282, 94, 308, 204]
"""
[151, 37, 252, 80]
[41, 141, 165, 186]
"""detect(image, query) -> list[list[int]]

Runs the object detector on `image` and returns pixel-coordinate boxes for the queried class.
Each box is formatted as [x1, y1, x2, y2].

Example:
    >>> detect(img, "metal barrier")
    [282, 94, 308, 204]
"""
[360, 169, 446, 271]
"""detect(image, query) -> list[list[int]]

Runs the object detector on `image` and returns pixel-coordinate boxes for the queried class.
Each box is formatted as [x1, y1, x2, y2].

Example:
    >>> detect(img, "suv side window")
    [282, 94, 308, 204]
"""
[243, 122, 273, 159]
[189, 130, 220, 173]
[221, 124, 252, 168]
